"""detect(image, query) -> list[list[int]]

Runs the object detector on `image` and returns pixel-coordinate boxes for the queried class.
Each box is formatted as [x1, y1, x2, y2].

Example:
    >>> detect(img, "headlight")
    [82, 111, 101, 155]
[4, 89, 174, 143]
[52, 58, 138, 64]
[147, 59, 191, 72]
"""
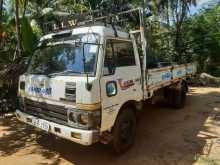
[68, 111, 76, 123]
[67, 109, 100, 130]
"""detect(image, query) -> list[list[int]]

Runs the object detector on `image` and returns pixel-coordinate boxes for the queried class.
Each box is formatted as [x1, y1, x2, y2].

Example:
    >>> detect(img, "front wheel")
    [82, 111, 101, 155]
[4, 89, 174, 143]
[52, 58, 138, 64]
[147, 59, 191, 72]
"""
[112, 108, 136, 154]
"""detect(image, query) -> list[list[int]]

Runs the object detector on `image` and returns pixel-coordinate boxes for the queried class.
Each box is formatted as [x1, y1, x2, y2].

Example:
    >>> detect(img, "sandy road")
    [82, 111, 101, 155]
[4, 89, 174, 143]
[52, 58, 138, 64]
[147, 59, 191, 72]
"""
[0, 87, 220, 165]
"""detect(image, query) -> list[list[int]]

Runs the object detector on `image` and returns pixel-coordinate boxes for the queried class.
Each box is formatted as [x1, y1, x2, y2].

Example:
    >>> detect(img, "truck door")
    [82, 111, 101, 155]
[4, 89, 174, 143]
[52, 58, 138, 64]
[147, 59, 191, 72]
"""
[100, 39, 142, 131]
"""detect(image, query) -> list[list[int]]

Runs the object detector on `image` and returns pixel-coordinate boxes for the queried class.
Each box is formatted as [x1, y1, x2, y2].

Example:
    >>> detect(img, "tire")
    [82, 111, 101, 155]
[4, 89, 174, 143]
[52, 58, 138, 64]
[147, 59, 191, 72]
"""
[112, 107, 136, 154]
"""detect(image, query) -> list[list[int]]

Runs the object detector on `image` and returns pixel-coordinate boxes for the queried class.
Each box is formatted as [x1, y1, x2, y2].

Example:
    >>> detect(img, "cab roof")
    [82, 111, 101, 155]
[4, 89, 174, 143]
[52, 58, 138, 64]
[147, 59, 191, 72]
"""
[40, 25, 130, 42]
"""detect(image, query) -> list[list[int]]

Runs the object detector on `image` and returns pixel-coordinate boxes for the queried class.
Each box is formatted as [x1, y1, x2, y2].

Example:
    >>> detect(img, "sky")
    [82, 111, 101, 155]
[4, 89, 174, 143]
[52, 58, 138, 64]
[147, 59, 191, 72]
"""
[190, 0, 220, 15]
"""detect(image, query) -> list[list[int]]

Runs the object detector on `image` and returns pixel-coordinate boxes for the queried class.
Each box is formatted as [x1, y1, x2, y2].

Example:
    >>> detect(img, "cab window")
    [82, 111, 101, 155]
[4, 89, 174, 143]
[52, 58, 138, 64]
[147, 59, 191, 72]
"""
[113, 41, 136, 67]
[103, 39, 136, 76]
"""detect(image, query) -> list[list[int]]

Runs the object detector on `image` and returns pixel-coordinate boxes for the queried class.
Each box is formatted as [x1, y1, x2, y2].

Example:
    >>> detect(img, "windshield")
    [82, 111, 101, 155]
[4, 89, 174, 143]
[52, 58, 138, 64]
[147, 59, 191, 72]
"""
[28, 34, 100, 76]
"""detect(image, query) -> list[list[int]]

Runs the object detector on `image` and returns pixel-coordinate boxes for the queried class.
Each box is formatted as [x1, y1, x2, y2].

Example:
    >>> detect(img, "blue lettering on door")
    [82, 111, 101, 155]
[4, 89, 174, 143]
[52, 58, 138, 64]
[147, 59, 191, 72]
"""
[29, 87, 52, 95]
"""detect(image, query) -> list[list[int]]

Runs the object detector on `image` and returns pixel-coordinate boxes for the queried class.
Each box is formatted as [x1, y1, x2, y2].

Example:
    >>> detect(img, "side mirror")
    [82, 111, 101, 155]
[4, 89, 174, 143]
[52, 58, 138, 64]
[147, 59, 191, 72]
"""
[106, 81, 117, 97]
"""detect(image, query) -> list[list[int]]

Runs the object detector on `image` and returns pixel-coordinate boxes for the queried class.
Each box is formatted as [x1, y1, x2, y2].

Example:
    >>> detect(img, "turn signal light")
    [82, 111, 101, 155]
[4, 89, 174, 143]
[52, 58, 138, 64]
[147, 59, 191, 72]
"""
[71, 132, 81, 139]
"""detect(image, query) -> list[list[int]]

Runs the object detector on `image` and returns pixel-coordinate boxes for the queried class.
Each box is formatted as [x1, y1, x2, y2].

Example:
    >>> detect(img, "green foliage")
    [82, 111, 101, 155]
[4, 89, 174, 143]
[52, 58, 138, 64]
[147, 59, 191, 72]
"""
[147, 0, 197, 63]
[183, 5, 220, 75]
[1, 0, 220, 77]
[31, 20, 43, 39]
[56, 0, 88, 12]
[143, 2, 220, 77]
[20, 17, 37, 56]
[0, 6, 17, 64]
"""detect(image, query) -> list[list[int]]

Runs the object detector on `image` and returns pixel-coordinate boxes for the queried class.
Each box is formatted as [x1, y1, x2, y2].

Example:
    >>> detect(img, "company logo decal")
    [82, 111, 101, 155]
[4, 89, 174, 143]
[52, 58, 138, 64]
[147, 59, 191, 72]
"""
[29, 86, 52, 95]
[28, 78, 52, 96]
[186, 67, 193, 73]
[118, 79, 135, 90]
[162, 72, 172, 80]
[176, 70, 183, 77]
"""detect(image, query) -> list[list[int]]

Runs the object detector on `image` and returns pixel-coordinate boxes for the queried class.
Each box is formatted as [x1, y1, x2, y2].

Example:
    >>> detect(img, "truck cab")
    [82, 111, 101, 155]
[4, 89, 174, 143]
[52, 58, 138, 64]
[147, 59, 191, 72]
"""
[16, 25, 143, 150]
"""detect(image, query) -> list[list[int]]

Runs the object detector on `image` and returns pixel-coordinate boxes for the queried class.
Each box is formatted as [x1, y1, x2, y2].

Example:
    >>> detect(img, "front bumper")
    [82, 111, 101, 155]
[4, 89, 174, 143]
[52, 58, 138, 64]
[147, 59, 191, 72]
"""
[15, 110, 99, 146]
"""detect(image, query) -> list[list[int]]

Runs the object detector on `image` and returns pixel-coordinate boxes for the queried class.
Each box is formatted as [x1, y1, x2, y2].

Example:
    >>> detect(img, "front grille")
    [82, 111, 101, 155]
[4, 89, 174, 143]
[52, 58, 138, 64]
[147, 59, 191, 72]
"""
[65, 82, 76, 101]
[23, 99, 68, 126]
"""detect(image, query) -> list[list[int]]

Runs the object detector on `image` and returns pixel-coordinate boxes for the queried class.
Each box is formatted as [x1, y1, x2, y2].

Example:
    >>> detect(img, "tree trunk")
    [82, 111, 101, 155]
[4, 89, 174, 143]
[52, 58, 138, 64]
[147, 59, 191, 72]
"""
[166, 0, 170, 56]
[15, 0, 22, 58]
[0, 0, 3, 30]
[166, 0, 170, 28]
[0, 0, 3, 31]
[22, 0, 28, 17]
[0, 0, 3, 49]
[0, 0, 3, 20]
[174, 22, 182, 62]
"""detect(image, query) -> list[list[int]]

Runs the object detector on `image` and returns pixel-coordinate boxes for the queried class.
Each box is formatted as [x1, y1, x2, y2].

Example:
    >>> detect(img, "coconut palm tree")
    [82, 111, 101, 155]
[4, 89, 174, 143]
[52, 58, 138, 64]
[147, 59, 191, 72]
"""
[0, 0, 3, 19]
[151, 0, 196, 60]
[15, 0, 22, 57]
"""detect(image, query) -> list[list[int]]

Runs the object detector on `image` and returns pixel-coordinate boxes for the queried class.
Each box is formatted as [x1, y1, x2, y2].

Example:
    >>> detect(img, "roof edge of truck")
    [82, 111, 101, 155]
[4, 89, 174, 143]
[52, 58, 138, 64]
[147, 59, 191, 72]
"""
[40, 25, 130, 42]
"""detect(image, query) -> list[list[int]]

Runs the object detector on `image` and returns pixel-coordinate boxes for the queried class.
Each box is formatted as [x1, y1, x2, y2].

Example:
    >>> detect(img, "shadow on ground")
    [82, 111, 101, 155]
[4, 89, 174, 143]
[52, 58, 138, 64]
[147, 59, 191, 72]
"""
[0, 87, 220, 165]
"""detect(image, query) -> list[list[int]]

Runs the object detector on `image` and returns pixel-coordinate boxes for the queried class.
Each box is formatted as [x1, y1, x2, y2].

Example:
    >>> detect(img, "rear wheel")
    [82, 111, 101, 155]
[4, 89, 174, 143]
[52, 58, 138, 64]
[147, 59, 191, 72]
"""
[165, 82, 187, 109]
[173, 87, 186, 108]
[112, 108, 136, 154]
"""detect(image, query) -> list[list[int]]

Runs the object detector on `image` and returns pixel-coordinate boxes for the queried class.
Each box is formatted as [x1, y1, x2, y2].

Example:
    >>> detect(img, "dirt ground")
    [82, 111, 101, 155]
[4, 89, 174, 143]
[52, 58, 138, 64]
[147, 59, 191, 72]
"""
[0, 87, 220, 165]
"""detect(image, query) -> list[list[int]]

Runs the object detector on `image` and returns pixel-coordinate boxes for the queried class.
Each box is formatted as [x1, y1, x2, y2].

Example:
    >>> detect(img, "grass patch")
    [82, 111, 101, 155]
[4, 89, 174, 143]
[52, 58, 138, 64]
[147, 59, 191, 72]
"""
[195, 155, 218, 165]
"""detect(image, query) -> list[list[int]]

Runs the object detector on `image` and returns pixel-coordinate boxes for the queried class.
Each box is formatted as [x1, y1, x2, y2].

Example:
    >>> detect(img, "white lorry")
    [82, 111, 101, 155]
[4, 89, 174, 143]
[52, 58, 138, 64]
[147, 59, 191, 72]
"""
[16, 8, 196, 153]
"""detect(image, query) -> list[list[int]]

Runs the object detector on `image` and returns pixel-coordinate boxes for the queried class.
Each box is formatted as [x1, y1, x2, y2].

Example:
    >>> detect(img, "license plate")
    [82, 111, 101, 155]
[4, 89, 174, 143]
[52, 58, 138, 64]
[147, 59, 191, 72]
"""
[32, 118, 50, 132]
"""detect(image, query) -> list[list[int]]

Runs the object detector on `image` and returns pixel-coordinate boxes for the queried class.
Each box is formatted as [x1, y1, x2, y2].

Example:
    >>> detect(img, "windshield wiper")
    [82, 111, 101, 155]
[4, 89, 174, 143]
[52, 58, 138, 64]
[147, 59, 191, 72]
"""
[48, 70, 80, 77]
